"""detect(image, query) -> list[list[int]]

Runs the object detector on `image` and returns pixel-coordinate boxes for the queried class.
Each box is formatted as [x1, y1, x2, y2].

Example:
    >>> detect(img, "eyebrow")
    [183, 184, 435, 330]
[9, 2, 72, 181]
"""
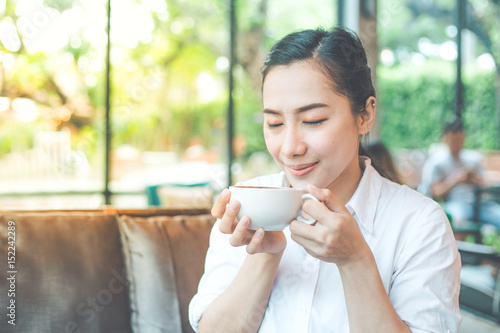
[263, 103, 329, 114]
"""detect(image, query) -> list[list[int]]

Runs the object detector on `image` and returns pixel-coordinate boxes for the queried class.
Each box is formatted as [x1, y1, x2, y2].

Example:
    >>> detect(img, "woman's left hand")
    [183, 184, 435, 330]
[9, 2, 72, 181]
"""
[289, 184, 371, 267]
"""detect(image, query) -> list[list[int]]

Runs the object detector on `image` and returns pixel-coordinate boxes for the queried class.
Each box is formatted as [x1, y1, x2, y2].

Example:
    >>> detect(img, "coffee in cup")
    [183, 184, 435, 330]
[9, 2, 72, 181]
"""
[229, 186, 319, 231]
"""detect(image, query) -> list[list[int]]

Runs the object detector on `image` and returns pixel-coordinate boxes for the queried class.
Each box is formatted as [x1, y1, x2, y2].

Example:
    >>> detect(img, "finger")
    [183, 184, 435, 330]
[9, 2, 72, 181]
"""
[289, 222, 323, 252]
[229, 216, 252, 247]
[246, 228, 265, 254]
[219, 199, 240, 234]
[307, 184, 349, 215]
[211, 188, 231, 219]
[301, 199, 335, 225]
[289, 219, 319, 242]
[290, 208, 338, 244]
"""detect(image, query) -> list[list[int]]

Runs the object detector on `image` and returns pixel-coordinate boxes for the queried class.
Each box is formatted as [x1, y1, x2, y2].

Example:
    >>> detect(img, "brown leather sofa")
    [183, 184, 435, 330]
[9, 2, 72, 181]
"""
[0, 208, 216, 333]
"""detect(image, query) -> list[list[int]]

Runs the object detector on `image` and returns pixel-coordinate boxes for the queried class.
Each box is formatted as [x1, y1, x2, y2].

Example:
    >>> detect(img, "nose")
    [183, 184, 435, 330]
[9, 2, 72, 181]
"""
[281, 126, 307, 158]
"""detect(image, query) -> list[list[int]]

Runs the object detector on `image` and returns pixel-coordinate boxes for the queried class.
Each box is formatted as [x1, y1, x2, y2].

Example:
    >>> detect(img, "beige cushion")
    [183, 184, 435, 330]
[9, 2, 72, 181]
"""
[118, 214, 215, 333]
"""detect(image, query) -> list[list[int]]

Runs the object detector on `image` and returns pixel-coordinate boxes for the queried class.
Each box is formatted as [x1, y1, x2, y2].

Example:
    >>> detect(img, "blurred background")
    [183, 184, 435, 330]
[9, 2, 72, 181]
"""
[0, 0, 498, 208]
[1, 0, 500, 330]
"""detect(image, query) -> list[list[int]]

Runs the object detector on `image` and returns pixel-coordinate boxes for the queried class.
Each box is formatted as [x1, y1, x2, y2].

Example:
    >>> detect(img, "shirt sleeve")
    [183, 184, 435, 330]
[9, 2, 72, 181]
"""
[418, 158, 435, 197]
[418, 157, 445, 198]
[188, 219, 246, 332]
[474, 153, 485, 179]
[389, 202, 461, 333]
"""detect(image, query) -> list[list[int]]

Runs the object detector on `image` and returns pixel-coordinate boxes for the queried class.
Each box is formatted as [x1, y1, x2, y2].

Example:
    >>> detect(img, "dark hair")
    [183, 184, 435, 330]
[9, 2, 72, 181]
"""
[365, 141, 404, 184]
[262, 27, 375, 120]
[443, 119, 464, 136]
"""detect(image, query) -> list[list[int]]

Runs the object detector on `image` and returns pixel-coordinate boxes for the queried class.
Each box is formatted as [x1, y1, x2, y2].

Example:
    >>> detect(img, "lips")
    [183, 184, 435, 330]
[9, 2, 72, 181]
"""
[285, 162, 318, 177]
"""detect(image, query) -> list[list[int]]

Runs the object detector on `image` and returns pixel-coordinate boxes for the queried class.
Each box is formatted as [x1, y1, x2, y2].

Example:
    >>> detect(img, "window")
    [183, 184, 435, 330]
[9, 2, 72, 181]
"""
[0, 0, 336, 209]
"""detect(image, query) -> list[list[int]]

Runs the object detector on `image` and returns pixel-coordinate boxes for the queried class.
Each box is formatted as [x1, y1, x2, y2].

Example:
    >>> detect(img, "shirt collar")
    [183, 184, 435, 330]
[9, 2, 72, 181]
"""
[345, 157, 383, 234]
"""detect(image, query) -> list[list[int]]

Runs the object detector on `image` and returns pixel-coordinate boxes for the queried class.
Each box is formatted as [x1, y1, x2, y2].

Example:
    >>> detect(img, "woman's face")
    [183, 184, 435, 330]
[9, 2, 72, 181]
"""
[262, 62, 363, 192]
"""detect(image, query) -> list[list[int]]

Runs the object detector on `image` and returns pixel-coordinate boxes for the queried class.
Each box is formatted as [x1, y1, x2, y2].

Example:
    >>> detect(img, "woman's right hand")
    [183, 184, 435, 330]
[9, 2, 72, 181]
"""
[211, 188, 287, 255]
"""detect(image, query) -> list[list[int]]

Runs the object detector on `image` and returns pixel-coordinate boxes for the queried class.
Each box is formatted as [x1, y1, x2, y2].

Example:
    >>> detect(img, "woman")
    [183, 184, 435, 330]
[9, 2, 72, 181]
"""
[189, 27, 461, 332]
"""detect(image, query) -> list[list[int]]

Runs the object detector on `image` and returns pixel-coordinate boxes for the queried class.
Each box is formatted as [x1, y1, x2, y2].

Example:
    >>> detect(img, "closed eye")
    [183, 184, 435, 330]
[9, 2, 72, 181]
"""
[303, 119, 327, 126]
[267, 123, 283, 128]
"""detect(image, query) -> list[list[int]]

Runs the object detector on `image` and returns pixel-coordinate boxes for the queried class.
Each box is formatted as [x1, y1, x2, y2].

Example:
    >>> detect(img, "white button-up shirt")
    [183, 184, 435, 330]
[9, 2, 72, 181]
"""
[189, 158, 462, 332]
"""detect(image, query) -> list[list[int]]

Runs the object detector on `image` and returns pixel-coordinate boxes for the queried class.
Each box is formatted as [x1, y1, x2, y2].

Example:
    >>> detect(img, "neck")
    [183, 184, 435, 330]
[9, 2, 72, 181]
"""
[449, 149, 461, 159]
[327, 155, 363, 205]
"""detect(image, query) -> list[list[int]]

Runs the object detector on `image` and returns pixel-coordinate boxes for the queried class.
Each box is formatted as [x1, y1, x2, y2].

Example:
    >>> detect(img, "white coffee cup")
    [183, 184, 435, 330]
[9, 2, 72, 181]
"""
[229, 186, 319, 231]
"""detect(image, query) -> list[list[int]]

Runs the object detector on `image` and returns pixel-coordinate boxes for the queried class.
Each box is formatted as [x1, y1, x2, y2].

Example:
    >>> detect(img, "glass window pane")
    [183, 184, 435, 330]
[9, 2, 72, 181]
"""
[109, 0, 228, 208]
[377, 0, 499, 187]
[0, 0, 107, 209]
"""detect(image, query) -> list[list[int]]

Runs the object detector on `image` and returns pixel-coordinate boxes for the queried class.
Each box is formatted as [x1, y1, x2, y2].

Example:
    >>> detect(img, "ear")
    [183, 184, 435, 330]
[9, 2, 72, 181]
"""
[357, 97, 376, 135]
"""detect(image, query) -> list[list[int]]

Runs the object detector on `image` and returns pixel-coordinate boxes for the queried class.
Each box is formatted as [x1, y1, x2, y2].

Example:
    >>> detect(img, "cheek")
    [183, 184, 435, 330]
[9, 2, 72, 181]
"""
[307, 136, 332, 155]
[309, 126, 356, 158]
[264, 130, 281, 158]
[305, 130, 337, 155]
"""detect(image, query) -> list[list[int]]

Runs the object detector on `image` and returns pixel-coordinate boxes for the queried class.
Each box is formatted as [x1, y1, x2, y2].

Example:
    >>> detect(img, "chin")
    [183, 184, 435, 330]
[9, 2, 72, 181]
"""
[287, 174, 323, 191]
[284, 175, 308, 190]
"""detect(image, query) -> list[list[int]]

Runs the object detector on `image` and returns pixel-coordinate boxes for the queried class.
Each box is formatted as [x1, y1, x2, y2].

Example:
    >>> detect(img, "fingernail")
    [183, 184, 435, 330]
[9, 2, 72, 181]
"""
[240, 216, 249, 227]
[220, 189, 229, 199]
[229, 200, 238, 211]
[255, 228, 264, 237]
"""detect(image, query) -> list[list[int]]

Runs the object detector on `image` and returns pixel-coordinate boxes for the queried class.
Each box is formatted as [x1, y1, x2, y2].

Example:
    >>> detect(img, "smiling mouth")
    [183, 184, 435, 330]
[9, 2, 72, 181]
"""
[285, 162, 319, 177]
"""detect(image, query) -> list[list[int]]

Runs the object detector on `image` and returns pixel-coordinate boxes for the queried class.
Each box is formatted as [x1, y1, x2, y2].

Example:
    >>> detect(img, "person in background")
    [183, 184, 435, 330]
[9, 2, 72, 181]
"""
[189, 27, 461, 332]
[418, 120, 500, 229]
[365, 141, 404, 185]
